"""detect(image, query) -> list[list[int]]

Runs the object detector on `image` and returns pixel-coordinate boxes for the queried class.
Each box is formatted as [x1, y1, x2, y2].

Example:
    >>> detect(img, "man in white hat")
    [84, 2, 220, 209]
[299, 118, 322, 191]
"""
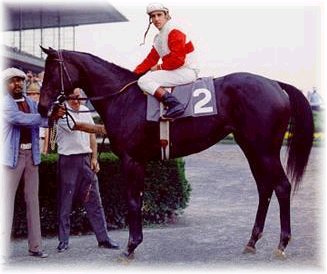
[134, 3, 199, 119]
[1, 67, 64, 259]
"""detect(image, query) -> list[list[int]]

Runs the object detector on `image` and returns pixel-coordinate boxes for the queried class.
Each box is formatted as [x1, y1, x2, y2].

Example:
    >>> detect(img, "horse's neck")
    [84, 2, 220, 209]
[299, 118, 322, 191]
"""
[75, 53, 136, 97]
[70, 52, 145, 129]
[78, 63, 143, 118]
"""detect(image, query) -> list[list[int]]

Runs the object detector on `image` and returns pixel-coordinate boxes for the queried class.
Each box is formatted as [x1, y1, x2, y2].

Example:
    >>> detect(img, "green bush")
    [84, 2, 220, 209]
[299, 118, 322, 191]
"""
[12, 153, 191, 238]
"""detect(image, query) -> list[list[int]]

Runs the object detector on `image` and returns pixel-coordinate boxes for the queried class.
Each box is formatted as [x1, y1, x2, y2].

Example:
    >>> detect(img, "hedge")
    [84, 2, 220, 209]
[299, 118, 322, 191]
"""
[12, 153, 191, 238]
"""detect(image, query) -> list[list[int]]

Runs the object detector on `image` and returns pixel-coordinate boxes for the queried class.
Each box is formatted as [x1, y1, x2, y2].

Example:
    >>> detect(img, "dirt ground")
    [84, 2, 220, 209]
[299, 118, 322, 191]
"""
[3, 144, 325, 273]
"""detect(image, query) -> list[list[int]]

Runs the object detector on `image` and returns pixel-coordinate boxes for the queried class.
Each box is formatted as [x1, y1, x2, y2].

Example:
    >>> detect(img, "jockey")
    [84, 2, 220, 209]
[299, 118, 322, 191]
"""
[134, 3, 199, 119]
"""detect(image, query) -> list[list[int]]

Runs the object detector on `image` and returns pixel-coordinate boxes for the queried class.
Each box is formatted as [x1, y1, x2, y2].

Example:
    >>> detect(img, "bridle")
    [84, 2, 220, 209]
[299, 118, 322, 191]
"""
[48, 50, 138, 156]
[49, 50, 137, 130]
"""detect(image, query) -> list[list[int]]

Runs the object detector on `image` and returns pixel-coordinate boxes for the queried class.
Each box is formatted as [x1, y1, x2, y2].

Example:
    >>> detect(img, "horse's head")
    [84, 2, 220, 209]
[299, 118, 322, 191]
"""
[38, 46, 79, 117]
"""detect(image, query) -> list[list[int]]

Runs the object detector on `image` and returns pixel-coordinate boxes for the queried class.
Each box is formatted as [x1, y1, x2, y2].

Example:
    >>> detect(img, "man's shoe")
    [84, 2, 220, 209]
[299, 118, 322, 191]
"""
[28, 250, 48, 258]
[162, 92, 185, 119]
[57, 241, 69, 252]
[98, 238, 120, 249]
[163, 103, 185, 119]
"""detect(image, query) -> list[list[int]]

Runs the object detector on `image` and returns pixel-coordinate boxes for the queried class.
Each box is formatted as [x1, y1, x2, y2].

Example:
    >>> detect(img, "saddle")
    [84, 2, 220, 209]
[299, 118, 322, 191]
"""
[146, 77, 217, 160]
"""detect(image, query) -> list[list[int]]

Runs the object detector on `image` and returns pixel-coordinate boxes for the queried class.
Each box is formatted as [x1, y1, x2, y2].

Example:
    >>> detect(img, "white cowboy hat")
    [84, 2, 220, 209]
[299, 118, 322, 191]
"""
[2, 67, 27, 82]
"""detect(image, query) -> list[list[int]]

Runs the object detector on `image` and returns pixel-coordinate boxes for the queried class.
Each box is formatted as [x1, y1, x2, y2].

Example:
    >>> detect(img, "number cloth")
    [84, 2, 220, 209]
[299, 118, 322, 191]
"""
[146, 77, 217, 121]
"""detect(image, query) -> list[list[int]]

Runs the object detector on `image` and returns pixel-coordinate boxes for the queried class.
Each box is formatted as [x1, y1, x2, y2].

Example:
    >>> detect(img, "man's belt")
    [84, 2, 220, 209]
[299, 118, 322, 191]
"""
[20, 143, 32, 150]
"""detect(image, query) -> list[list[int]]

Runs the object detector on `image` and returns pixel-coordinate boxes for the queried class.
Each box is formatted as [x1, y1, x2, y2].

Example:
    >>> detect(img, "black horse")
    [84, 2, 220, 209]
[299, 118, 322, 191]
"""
[38, 47, 313, 259]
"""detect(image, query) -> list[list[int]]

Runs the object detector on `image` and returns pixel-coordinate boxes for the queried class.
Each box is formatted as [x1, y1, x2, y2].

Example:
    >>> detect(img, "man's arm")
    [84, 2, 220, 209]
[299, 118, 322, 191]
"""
[134, 47, 160, 75]
[90, 133, 100, 173]
[4, 104, 46, 127]
[73, 122, 107, 135]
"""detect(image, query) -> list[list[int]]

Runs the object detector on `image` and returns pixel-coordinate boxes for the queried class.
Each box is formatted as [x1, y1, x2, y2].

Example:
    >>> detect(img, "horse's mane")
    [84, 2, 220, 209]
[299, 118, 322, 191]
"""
[63, 49, 138, 82]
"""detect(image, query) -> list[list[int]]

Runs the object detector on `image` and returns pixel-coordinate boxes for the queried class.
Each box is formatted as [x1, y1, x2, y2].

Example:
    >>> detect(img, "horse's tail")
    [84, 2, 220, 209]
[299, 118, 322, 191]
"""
[277, 81, 314, 191]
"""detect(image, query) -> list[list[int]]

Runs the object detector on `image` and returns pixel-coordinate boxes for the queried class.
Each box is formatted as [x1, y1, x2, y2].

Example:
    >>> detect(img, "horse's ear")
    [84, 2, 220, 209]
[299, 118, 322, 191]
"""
[40, 45, 56, 55]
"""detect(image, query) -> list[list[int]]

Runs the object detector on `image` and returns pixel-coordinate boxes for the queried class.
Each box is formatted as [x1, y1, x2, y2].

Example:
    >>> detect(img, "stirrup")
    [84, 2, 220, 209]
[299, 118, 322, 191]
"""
[160, 115, 174, 121]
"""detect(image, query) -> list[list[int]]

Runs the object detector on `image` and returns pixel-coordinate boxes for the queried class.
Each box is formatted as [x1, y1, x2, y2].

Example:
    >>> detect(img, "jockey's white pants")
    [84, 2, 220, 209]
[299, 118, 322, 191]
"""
[137, 67, 198, 95]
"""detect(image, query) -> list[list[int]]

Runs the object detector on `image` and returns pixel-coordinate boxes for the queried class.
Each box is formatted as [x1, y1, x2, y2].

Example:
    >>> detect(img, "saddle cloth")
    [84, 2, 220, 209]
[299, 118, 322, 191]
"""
[146, 77, 217, 121]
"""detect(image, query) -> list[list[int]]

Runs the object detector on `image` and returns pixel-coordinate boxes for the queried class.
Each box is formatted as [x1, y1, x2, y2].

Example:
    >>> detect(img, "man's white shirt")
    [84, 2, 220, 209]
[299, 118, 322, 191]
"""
[56, 104, 94, 155]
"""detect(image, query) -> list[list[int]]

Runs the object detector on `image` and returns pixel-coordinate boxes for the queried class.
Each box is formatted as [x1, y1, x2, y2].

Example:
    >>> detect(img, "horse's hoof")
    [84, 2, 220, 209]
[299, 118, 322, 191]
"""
[243, 245, 256, 254]
[117, 251, 135, 264]
[274, 249, 287, 260]
[117, 256, 132, 265]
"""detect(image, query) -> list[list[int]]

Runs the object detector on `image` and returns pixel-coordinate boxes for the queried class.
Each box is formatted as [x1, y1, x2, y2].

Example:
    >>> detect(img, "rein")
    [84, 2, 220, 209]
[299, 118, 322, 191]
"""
[53, 50, 137, 105]
[75, 80, 138, 102]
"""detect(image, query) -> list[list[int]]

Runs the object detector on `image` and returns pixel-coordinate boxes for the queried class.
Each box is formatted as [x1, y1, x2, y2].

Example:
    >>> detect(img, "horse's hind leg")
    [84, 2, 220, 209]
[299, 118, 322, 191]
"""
[241, 152, 274, 254]
[236, 140, 291, 256]
[274, 173, 292, 258]
[244, 179, 273, 253]
[247, 154, 292, 257]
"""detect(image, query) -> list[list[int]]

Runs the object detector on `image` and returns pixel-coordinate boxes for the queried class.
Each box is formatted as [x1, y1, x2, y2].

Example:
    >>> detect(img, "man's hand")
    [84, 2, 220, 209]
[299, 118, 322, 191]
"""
[150, 64, 162, 71]
[91, 157, 100, 173]
[49, 104, 66, 121]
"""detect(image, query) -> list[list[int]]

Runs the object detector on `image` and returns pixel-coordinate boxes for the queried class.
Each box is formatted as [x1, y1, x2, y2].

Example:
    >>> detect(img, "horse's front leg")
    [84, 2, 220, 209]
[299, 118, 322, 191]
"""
[121, 156, 145, 258]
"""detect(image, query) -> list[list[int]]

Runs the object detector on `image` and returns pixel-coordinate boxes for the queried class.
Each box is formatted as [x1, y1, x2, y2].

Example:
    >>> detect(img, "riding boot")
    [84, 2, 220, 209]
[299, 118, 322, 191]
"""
[153, 87, 185, 119]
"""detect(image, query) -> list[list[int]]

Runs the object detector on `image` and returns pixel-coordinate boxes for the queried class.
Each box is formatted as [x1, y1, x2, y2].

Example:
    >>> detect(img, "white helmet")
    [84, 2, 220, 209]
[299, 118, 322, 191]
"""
[1, 67, 27, 82]
[146, 3, 169, 15]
